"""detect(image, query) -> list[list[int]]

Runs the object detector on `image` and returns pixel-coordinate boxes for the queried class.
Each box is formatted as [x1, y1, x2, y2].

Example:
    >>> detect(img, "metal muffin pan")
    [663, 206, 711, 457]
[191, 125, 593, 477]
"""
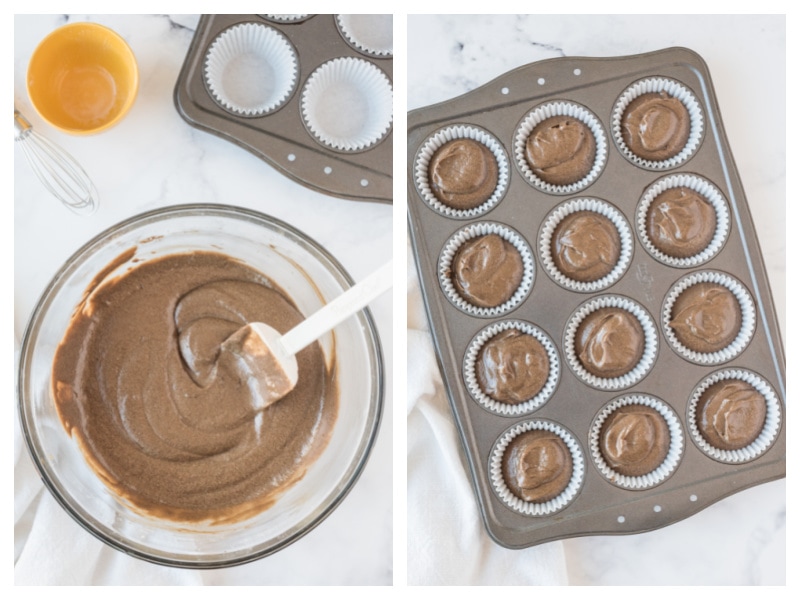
[174, 14, 392, 203]
[407, 47, 785, 548]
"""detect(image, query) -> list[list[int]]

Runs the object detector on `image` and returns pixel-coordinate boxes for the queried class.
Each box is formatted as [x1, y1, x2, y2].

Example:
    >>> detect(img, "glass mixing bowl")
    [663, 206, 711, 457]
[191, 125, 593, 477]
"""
[17, 204, 384, 568]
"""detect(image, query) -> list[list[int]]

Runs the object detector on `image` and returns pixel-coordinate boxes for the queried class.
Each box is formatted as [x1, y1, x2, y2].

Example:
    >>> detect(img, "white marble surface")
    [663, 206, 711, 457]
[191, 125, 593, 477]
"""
[14, 14, 392, 585]
[407, 15, 785, 586]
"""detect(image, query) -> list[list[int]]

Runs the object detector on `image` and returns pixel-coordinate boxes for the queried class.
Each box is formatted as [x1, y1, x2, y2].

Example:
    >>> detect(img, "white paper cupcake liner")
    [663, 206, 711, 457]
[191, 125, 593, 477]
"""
[612, 77, 704, 170]
[662, 271, 755, 365]
[438, 222, 535, 318]
[258, 15, 312, 23]
[637, 174, 730, 267]
[203, 22, 299, 118]
[687, 369, 781, 463]
[539, 197, 633, 292]
[564, 295, 658, 390]
[590, 394, 684, 490]
[301, 57, 393, 152]
[490, 420, 584, 516]
[463, 320, 560, 416]
[414, 125, 510, 219]
[336, 14, 393, 57]
[514, 101, 607, 195]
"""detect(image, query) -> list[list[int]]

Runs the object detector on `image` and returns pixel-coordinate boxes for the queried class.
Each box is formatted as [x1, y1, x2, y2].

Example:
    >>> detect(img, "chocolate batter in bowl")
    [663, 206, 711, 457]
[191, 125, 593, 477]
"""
[17, 205, 383, 568]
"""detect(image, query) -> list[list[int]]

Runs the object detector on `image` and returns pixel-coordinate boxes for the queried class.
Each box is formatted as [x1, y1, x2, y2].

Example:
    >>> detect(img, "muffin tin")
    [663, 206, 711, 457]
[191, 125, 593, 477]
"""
[174, 14, 392, 203]
[407, 47, 785, 548]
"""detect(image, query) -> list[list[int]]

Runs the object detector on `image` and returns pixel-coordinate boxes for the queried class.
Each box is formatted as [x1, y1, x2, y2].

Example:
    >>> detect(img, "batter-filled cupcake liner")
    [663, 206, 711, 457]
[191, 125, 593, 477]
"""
[662, 271, 755, 365]
[612, 77, 704, 170]
[463, 320, 560, 416]
[490, 420, 585, 516]
[336, 14, 393, 58]
[539, 197, 633, 292]
[564, 295, 658, 390]
[590, 394, 684, 490]
[513, 100, 608, 195]
[438, 222, 535, 318]
[258, 15, 313, 24]
[203, 22, 299, 118]
[300, 57, 393, 152]
[414, 125, 510, 219]
[687, 369, 781, 463]
[637, 174, 730, 268]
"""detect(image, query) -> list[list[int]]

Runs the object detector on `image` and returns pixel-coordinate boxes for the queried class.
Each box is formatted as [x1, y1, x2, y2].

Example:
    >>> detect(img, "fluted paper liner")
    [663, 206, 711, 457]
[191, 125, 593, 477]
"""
[301, 57, 393, 152]
[463, 320, 559, 416]
[336, 14, 393, 57]
[204, 22, 298, 117]
[564, 295, 658, 390]
[414, 125, 510, 219]
[637, 174, 730, 267]
[612, 77, 704, 170]
[688, 369, 781, 463]
[438, 222, 535, 318]
[539, 197, 633, 292]
[258, 15, 312, 23]
[590, 394, 684, 490]
[490, 420, 584, 516]
[514, 101, 607, 195]
[662, 271, 755, 365]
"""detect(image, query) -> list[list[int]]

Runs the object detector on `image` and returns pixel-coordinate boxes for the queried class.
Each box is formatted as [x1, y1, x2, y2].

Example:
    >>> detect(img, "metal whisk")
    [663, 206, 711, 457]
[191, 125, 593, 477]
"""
[14, 108, 98, 214]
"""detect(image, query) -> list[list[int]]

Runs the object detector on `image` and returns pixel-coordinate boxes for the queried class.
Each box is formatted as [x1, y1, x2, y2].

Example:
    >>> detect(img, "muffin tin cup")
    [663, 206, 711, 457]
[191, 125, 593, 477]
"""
[203, 22, 299, 118]
[612, 77, 704, 170]
[637, 174, 730, 267]
[463, 320, 560, 417]
[438, 222, 535, 318]
[564, 295, 658, 390]
[259, 15, 313, 24]
[662, 271, 756, 365]
[301, 56, 393, 152]
[414, 125, 510, 219]
[589, 394, 684, 490]
[490, 420, 585, 516]
[539, 197, 634, 292]
[336, 14, 393, 58]
[687, 369, 781, 464]
[513, 100, 608, 195]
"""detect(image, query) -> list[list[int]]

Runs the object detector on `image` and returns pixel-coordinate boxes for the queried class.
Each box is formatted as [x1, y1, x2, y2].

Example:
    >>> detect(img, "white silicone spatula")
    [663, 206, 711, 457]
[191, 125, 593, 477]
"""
[223, 260, 393, 408]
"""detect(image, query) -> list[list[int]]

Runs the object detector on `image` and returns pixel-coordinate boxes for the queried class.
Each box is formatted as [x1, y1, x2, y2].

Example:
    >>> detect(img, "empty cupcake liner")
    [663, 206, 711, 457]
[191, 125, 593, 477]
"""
[612, 77, 704, 170]
[203, 22, 299, 118]
[414, 125, 510, 219]
[490, 420, 585, 516]
[662, 271, 755, 365]
[438, 222, 535, 318]
[300, 57, 393, 152]
[463, 320, 560, 417]
[687, 369, 781, 464]
[564, 295, 659, 391]
[513, 100, 608, 195]
[539, 197, 634, 292]
[336, 14, 393, 57]
[590, 394, 684, 490]
[258, 15, 312, 24]
[637, 174, 730, 267]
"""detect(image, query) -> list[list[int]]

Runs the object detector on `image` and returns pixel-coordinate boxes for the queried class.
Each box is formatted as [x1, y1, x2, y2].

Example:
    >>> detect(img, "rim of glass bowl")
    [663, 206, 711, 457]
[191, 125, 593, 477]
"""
[16, 203, 384, 568]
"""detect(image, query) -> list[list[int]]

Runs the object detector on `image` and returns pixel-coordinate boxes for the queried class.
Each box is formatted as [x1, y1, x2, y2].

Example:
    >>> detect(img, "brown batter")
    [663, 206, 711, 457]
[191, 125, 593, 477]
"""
[599, 404, 670, 476]
[576, 307, 644, 379]
[51, 250, 338, 524]
[476, 329, 549, 404]
[647, 187, 716, 258]
[502, 429, 573, 503]
[696, 380, 767, 451]
[525, 115, 596, 186]
[428, 138, 499, 210]
[669, 282, 741, 353]
[621, 91, 690, 161]
[451, 234, 523, 308]
[551, 211, 621, 282]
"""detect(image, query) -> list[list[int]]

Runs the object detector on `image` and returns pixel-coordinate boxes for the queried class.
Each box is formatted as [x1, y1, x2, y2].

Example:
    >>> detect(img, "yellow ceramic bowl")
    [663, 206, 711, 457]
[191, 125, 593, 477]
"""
[27, 22, 139, 135]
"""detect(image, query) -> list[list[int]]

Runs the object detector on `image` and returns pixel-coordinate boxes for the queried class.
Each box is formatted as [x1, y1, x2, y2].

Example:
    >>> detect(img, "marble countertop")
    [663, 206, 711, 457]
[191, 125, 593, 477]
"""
[14, 14, 392, 585]
[407, 14, 785, 586]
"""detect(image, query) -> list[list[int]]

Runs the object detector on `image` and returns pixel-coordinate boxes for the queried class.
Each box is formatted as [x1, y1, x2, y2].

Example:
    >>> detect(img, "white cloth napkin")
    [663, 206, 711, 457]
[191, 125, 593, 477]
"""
[406, 242, 569, 585]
